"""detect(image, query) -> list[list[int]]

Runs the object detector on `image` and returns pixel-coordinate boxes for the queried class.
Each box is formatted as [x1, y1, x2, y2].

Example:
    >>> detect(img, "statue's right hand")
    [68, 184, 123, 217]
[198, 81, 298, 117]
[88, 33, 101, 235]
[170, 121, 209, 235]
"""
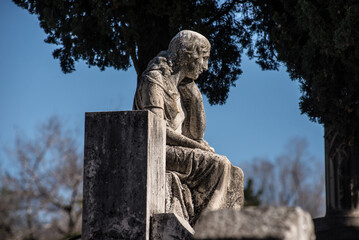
[196, 139, 215, 153]
[167, 128, 214, 152]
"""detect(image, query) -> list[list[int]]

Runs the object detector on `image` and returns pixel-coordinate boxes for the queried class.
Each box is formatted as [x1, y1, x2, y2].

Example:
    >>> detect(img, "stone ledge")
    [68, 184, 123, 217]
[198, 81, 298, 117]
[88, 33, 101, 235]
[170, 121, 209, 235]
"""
[194, 206, 315, 240]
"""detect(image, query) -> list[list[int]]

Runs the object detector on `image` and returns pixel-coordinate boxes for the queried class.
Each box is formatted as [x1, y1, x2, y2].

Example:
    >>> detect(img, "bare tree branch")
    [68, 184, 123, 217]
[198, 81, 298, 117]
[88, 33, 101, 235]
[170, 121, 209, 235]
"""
[244, 137, 325, 217]
[1, 116, 83, 240]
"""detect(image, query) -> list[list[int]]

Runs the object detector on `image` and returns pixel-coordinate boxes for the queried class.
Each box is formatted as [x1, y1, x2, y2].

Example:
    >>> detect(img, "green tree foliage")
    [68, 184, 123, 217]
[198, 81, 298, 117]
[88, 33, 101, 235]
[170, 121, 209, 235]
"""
[246, 0, 359, 141]
[13, 0, 359, 137]
[243, 178, 262, 206]
[13, 0, 255, 105]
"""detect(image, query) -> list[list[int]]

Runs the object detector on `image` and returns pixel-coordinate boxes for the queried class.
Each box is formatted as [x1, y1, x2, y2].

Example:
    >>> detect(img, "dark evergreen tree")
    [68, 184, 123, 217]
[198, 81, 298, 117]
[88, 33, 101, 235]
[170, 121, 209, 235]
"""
[246, 0, 359, 142]
[13, 0, 253, 105]
[13, 0, 358, 139]
[245, 0, 359, 220]
[243, 178, 262, 207]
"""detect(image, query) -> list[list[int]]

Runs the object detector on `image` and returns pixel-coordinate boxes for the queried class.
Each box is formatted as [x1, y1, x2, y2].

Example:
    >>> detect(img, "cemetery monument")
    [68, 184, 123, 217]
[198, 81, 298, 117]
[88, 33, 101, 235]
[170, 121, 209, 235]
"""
[82, 30, 316, 240]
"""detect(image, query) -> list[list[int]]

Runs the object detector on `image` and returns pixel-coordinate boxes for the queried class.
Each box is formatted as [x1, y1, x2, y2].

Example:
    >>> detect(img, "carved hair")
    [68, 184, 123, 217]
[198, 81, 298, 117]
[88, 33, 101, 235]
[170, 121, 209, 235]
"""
[141, 30, 210, 79]
[167, 30, 211, 70]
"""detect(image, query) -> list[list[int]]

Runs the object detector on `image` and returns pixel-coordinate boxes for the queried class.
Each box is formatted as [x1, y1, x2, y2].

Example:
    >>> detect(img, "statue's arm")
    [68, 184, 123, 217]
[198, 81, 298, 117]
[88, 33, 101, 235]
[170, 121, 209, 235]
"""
[146, 107, 212, 151]
[179, 80, 215, 152]
[196, 139, 215, 152]
[179, 80, 206, 140]
[166, 127, 214, 152]
[139, 77, 213, 152]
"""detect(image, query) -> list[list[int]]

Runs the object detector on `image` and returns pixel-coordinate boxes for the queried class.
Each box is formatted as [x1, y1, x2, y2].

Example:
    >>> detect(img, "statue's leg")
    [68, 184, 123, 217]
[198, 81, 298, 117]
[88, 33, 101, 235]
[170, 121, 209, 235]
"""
[166, 145, 244, 225]
[165, 171, 193, 221]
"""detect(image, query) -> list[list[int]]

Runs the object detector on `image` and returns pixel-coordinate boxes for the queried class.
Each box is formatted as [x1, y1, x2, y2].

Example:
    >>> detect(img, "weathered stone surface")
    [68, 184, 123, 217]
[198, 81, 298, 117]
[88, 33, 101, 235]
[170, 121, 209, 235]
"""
[82, 111, 165, 240]
[194, 206, 315, 240]
[151, 213, 194, 240]
[165, 172, 194, 221]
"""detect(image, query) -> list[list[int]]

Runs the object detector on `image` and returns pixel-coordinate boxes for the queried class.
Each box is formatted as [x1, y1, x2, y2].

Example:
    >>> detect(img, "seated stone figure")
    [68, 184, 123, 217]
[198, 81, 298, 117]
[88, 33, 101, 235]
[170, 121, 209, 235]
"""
[134, 30, 244, 225]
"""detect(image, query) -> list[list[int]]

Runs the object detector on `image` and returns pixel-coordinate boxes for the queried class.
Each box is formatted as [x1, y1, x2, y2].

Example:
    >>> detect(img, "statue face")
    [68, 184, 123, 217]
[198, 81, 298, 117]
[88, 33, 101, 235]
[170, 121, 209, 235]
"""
[185, 51, 210, 80]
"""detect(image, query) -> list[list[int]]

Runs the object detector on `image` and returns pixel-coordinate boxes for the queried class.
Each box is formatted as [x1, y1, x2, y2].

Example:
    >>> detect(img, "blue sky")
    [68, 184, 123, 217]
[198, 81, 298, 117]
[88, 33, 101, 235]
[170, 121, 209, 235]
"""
[0, 1, 324, 170]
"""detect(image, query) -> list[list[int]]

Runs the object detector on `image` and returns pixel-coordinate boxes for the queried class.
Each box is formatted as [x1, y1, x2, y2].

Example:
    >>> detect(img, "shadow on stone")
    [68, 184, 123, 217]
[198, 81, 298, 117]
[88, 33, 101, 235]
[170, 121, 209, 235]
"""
[314, 216, 359, 240]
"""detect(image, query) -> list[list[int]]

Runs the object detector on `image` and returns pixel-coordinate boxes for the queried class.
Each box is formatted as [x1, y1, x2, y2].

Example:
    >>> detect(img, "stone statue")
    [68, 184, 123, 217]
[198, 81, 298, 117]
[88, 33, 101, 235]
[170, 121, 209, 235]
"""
[134, 30, 244, 225]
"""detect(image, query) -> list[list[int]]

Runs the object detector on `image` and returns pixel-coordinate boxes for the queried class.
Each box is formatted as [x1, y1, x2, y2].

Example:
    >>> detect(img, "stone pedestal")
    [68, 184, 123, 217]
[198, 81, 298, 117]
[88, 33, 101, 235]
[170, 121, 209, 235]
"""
[314, 128, 359, 240]
[82, 111, 166, 240]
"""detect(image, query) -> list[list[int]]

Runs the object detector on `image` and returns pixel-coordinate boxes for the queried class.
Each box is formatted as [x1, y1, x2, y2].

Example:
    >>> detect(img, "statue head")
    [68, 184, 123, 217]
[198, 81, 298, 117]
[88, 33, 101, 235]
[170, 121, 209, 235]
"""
[168, 30, 211, 80]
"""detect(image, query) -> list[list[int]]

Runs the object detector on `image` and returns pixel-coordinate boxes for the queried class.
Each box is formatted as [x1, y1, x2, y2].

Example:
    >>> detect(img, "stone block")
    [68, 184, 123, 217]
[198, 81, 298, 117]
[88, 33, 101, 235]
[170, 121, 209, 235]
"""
[82, 111, 166, 240]
[194, 206, 315, 240]
[151, 213, 194, 240]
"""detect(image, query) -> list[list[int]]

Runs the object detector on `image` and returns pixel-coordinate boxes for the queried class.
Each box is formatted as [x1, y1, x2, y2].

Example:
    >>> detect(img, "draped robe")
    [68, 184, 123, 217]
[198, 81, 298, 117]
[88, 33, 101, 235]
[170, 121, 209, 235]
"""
[133, 52, 244, 225]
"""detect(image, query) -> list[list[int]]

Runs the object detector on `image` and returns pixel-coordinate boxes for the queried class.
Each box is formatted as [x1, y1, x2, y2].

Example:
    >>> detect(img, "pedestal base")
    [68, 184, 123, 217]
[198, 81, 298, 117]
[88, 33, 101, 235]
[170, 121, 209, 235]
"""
[314, 217, 359, 240]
